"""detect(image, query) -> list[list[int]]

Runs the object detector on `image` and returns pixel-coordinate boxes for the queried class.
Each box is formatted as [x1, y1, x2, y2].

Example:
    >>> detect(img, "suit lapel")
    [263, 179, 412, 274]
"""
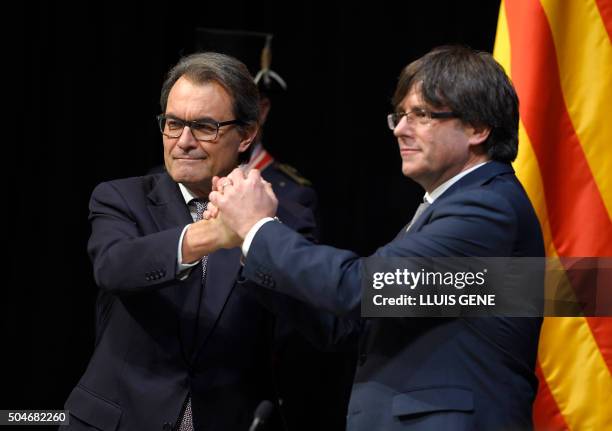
[146, 174, 203, 362]
[147, 173, 193, 231]
[146, 173, 195, 310]
[405, 162, 515, 235]
[192, 247, 242, 361]
[145, 174, 249, 363]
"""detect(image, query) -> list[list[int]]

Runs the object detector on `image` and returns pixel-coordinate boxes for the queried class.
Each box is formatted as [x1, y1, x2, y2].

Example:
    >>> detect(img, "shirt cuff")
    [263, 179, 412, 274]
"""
[177, 224, 199, 279]
[242, 217, 275, 257]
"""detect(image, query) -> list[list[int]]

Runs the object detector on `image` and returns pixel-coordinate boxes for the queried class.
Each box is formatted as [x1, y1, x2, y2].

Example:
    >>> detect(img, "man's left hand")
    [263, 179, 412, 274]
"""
[209, 168, 278, 239]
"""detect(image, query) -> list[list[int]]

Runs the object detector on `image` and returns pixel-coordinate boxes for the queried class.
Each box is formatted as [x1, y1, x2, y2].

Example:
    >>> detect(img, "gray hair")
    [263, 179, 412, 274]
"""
[160, 52, 260, 134]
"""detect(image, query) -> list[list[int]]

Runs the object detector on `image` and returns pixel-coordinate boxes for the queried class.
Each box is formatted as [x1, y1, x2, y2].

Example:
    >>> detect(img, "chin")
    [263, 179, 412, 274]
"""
[401, 162, 415, 177]
[170, 170, 204, 185]
[402, 164, 428, 184]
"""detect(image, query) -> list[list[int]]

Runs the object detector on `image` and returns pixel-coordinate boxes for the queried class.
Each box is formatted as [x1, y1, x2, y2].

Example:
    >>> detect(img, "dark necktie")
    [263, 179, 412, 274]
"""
[178, 199, 209, 431]
[193, 199, 209, 281]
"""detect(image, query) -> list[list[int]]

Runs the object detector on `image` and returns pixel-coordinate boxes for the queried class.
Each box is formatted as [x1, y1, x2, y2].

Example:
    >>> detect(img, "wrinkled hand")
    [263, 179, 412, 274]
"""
[209, 168, 278, 239]
[202, 201, 219, 221]
[181, 215, 242, 263]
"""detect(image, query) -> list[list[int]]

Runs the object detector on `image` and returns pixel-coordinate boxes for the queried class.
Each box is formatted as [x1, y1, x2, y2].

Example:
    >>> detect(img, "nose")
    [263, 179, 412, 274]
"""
[176, 126, 198, 150]
[393, 115, 413, 138]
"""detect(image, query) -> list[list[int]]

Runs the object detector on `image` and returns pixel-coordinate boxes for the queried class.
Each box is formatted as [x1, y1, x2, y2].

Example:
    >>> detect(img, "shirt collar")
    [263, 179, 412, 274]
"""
[178, 183, 198, 205]
[177, 162, 248, 204]
[424, 161, 489, 204]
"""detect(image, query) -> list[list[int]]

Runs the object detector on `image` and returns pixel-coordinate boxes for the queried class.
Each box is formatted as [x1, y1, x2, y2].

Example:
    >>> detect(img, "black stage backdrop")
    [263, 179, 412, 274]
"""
[8, 0, 500, 426]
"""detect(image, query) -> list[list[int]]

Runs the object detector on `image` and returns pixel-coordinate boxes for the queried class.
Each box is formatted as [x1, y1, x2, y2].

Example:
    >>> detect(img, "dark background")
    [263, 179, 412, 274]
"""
[7, 0, 500, 425]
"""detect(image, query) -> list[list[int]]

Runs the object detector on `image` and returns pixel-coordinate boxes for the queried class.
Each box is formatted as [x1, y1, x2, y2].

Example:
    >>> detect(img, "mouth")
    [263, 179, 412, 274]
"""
[399, 148, 420, 155]
[174, 156, 207, 161]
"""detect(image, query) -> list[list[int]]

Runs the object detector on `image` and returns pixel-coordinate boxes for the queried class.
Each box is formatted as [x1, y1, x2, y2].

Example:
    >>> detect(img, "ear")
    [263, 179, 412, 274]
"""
[466, 124, 491, 147]
[237, 123, 259, 154]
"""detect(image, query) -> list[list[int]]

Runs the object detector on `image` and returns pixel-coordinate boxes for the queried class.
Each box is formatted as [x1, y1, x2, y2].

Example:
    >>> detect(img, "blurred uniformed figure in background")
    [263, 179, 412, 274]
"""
[182, 28, 355, 430]
[196, 29, 320, 225]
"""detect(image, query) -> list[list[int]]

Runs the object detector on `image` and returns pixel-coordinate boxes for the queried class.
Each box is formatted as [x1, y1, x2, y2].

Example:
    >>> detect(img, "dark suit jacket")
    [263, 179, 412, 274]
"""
[242, 161, 544, 431]
[261, 163, 317, 210]
[260, 162, 358, 431]
[63, 173, 316, 431]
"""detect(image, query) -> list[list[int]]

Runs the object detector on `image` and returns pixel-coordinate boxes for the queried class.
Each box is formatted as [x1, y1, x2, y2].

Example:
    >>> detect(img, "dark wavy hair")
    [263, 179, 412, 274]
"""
[392, 45, 519, 162]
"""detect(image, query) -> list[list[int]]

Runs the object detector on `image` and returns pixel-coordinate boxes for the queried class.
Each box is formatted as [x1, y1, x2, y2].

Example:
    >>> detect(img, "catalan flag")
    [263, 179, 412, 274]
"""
[493, 0, 612, 429]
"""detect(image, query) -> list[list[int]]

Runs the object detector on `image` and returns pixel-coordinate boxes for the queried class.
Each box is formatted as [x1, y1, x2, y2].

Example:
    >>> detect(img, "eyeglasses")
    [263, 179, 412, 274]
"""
[386, 108, 459, 130]
[157, 114, 244, 142]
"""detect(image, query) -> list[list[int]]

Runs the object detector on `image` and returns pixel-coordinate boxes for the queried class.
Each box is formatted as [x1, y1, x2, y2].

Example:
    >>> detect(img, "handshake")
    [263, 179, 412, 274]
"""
[181, 168, 278, 263]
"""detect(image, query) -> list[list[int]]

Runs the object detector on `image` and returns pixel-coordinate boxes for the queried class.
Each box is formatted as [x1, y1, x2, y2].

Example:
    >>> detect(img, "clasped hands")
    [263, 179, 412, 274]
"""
[181, 168, 278, 263]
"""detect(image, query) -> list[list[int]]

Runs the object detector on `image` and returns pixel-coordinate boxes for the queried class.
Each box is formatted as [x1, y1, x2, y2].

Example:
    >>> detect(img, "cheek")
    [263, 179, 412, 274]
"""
[210, 141, 240, 165]
[420, 131, 452, 165]
[422, 143, 438, 163]
[162, 139, 174, 155]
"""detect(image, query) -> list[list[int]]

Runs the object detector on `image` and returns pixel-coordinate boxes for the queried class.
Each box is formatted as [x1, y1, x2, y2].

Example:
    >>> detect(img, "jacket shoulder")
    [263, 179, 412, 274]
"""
[93, 174, 163, 195]
[267, 162, 312, 187]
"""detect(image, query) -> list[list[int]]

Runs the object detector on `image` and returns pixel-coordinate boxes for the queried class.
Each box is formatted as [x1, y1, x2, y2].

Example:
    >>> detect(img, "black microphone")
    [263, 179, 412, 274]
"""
[248, 400, 274, 431]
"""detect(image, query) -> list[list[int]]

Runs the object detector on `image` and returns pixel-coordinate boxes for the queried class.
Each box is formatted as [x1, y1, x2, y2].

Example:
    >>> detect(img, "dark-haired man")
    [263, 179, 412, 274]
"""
[208, 45, 544, 430]
[62, 52, 317, 430]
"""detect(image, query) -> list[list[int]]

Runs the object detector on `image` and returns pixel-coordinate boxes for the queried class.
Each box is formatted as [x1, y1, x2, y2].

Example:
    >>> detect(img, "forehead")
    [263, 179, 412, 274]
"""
[399, 86, 427, 110]
[166, 76, 233, 119]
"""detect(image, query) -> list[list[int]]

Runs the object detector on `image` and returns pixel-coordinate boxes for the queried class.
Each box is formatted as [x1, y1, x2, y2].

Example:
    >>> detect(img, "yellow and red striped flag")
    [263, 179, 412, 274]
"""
[494, 0, 612, 429]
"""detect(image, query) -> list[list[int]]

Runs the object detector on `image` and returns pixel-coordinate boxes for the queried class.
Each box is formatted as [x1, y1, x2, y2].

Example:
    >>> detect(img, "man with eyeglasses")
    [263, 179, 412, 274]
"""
[62, 52, 319, 431]
[206, 46, 544, 430]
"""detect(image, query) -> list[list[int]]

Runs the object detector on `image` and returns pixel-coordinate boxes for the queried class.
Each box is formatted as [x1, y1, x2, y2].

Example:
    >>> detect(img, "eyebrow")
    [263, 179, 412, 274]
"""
[165, 114, 218, 123]
[396, 105, 427, 113]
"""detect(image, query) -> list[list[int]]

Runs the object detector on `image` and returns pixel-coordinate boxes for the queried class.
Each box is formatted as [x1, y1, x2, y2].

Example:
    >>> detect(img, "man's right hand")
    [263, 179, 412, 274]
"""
[181, 216, 242, 263]
[209, 168, 278, 239]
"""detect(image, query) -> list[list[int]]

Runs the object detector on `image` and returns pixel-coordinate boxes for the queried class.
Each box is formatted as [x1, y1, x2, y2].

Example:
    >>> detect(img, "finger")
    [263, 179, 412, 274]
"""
[209, 190, 221, 206]
[215, 176, 231, 194]
[264, 183, 278, 204]
[247, 168, 262, 182]
[263, 180, 274, 194]
[212, 176, 220, 191]
[203, 203, 219, 219]
[203, 208, 218, 219]
[217, 178, 232, 194]
[228, 167, 246, 183]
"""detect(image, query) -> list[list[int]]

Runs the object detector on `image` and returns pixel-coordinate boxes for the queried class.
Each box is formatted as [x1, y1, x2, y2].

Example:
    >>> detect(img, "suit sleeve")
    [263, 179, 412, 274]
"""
[380, 188, 518, 258]
[243, 188, 518, 315]
[245, 197, 360, 348]
[87, 181, 184, 294]
[247, 284, 361, 349]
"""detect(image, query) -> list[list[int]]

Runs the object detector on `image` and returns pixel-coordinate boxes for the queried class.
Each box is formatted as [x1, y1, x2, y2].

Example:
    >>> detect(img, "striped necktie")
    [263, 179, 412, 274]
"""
[177, 199, 209, 431]
[193, 199, 209, 282]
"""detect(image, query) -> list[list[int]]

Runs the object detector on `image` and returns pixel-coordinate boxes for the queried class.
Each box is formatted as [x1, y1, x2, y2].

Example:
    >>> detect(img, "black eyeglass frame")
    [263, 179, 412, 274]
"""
[157, 114, 245, 142]
[386, 109, 460, 130]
